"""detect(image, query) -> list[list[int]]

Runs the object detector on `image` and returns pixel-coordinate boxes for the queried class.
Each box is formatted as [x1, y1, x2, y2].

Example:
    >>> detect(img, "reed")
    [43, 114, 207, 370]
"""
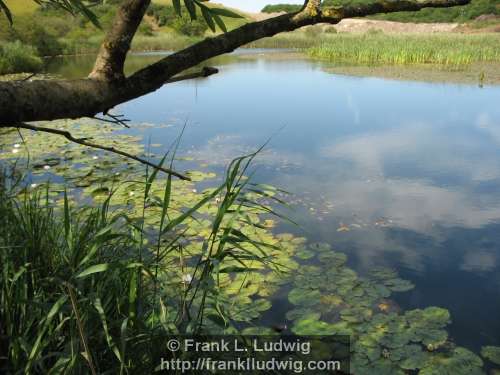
[307, 33, 500, 66]
[0, 147, 284, 373]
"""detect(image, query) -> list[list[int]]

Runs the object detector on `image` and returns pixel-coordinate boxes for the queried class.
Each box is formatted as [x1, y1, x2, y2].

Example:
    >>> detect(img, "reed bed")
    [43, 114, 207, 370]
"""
[307, 33, 500, 66]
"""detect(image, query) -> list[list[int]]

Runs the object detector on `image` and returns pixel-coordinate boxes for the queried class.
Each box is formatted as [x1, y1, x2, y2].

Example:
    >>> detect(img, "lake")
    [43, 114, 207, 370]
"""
[47, 50, 500, 356]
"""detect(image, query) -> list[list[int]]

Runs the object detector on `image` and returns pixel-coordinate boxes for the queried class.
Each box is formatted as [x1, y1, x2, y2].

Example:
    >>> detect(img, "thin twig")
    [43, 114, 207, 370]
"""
[13, 122, 190, 181]
[92, 113, 131, 128]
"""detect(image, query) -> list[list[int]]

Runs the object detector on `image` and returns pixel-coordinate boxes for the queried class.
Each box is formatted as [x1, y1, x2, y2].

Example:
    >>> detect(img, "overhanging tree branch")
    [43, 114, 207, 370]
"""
[14, 122, 190, 181]
[0, 0, 470, 125]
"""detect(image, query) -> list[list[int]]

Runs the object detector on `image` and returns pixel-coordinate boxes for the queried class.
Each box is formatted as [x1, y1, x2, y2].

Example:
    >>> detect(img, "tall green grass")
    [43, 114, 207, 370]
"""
[307, 33, 500, 66]
[0, 148, 283, 373]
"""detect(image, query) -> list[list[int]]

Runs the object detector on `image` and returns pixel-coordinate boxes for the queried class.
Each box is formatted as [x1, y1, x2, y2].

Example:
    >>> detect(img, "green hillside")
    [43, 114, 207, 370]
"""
[261, 0, 500, 23]
[4, 0, 38, 15]
[0, 0, 247, 55]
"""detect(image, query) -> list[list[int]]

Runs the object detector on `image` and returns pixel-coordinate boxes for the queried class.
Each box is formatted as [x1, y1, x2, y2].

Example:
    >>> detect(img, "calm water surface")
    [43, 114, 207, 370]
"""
[49, 51, 500, 351]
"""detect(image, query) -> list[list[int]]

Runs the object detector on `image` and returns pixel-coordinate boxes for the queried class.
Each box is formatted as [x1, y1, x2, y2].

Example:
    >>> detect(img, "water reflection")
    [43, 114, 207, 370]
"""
[49, 51, 500, 349]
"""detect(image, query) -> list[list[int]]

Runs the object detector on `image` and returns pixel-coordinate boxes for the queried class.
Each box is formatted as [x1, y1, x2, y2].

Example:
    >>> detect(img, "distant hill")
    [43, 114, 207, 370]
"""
[261, 0, 500, 23]
[261, 4, 302, 13]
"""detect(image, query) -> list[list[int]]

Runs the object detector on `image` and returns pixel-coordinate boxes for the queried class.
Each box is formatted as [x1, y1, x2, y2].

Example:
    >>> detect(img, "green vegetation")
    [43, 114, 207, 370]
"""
[0, 119, 295, 372]
[0, 0, 246, 67]
[0, 41, 42, 74]
[307, 33, 500, 66]
[481, 346, 500, 365]
[370, 0, 500, 23]
[284, 242, 485, 374]
[0, 116, 498, 373]
[261, 4, 302, 13]
[262, 0, 500, 23]
[147, 3, 209, 36]
[246, 29, 328, 49]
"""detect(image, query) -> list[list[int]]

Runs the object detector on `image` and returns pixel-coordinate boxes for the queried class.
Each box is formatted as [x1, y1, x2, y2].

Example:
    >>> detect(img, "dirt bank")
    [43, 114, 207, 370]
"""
[332, 18, 460, 33]
[247, 12, 496, 34]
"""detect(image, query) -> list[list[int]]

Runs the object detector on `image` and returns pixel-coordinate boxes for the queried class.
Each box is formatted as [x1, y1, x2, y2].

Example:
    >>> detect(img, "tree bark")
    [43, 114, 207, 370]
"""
[89, 0, 151, 81]
[0, 0, 470, 125]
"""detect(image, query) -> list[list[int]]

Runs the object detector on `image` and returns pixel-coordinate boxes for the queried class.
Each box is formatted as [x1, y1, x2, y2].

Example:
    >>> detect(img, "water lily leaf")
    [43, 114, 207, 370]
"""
[384, 278, 415, 292]
[291, 318, 337, 335]
[295, 249, 315, 260]
[398, 344, 430, 370]
[419, 329, 448, 348]
[406, 307, 451, 328]
[340, 307, 372, 323]
[370, 267, 398, 281]
[288, 288, 321, 306]
[329, 321, 355, 335]
[320, 294, 343, 307]
[379, 331, 413, 349]
[481, 346, 500, 365]
[318, 251, 347, 267]
[361, 358, 405, 375]
[286, 308, 320, 321]
[309, 242, 331, 252]
[420, 347, 484, 375]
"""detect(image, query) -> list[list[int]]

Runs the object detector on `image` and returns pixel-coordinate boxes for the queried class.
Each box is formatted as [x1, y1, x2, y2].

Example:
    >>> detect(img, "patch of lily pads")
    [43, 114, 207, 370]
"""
[481, 346, 500, 365]
[0, 119, 495, 374]
[285, 242, 486, 374]
[0, 119, 307, 327]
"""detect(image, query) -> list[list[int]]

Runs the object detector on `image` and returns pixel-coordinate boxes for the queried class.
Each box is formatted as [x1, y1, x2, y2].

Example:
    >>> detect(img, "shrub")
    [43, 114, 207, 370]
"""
[138, 22, 154, 36]
[261, 4, 302, 13]
[146, 3, 177, 27]
[171, 15, 208, 37]
[0, 15, 64, 56]
[0, 41, 43, 75]
[16, 24, 64, 56]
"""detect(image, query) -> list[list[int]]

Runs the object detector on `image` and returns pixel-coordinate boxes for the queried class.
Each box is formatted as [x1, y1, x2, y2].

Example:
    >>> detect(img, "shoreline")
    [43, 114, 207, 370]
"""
[5, 48, 500, 86]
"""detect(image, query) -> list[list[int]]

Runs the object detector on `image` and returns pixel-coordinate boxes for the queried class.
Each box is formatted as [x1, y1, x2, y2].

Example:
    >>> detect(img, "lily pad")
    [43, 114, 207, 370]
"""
[481, 346, 500, 365]
[288, 288, 321, 306]
[420, 347, 484, 375]
[295, 248, 315, 260]
[291, 318, 337, 335]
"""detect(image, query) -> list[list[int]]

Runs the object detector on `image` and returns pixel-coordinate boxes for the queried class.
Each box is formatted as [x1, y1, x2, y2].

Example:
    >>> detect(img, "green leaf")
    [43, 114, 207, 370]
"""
[200, 5, 216, 32]
[185, 0, 196, 20]
[481, 346, 500, 365]
[213, 14, 227, 33]
[288, 288, 321, 306]
[76, 263, 110, 278]
[210, 7, 244, 18]
[173, 0, 182, 15]
[25, 296, 68, 373]
[0, 0, 12, 25]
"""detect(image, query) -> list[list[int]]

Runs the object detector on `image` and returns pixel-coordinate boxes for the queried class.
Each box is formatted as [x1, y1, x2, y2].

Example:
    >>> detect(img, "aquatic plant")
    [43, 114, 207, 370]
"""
[285, 242, 485, 374]
[0, 41, 42, 74]
[481, 345, 500, 365]
[0, 119, 299, 373]
[0, 119, 496, 374]
[307, 33, 500, 67]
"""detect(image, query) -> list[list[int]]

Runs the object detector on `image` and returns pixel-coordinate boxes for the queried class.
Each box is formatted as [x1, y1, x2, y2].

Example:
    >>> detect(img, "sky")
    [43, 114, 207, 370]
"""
[218, 0, 303, 13]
